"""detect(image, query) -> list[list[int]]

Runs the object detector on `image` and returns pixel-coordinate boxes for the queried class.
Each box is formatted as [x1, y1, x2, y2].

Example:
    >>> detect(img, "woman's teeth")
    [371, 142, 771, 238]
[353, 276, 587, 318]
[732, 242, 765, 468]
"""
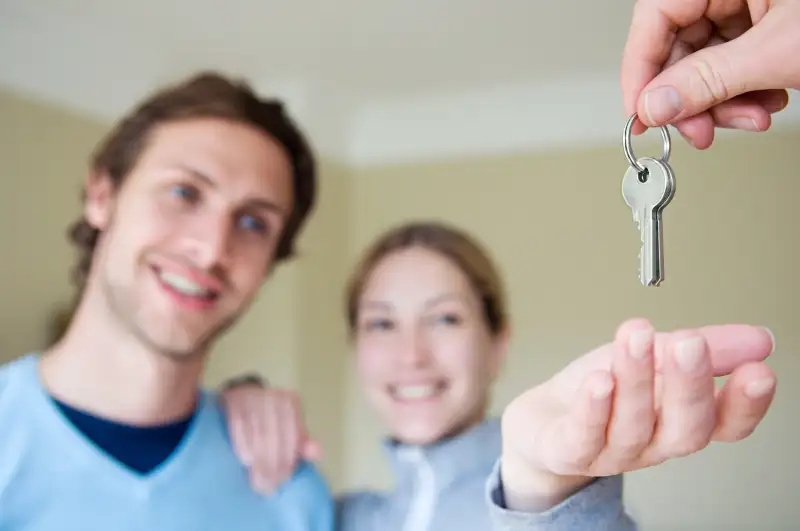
[391, 383, 444, 400]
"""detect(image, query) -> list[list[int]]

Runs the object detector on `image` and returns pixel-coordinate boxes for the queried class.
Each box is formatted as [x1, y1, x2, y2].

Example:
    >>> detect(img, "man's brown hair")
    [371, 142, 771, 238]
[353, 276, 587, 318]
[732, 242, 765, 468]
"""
[68, 71, 317, 290]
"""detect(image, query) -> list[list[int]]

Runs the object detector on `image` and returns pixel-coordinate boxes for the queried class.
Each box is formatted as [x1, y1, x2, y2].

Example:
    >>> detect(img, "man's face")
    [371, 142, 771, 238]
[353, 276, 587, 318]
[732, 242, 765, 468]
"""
[84, 117, 294, 358]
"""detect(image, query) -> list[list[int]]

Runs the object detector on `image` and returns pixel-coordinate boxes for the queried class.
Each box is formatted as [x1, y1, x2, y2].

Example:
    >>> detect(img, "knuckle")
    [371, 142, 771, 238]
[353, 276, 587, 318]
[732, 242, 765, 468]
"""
[663, 430, 711, 458]
[611, 438, 648, 461]
[691, 50, 735, 105]
[562, 439, 596, 470]
[610, 421, 654, 457]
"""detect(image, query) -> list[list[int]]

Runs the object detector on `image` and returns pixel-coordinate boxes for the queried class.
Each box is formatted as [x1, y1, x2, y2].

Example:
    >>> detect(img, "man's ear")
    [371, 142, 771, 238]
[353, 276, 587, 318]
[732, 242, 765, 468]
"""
[84, 170, 115, 230]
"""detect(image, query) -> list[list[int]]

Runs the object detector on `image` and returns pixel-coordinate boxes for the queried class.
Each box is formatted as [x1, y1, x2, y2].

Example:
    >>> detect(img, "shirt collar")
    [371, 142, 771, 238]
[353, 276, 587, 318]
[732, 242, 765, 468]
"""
[382, 417, 501, 489]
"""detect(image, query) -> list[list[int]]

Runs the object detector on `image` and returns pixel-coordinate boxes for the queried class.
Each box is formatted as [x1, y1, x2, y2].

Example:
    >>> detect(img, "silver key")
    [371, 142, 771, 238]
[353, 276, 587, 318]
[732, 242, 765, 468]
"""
[620, 114, 675, 287]
[622, 157, 675, 286]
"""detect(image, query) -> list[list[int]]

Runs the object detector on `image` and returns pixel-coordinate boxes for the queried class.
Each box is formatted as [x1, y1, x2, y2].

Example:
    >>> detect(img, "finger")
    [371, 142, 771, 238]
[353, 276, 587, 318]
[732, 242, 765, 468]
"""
[228, 405, 253, 466]
[636, 10, 797, 127]
[249, 393, 281, 493]
[302, 439, 323, 461]
[277, 394, 301, 480]
[621, 0, 708, 116]
[630, 20, 714, 136]
[675, 88, 788, 146]
[651, 25, 718, 146]
[258, 395, 283, 489]
[709, 89, 790, 129]
[250, 392, 270, 460]
[673, 111, 716, 149]
[648, 333, 716, 462]
[712, 362, 777, 442]
[616, 319, 775, 377]
[544, 371, 614, 475]
[602, 326, 657, 467]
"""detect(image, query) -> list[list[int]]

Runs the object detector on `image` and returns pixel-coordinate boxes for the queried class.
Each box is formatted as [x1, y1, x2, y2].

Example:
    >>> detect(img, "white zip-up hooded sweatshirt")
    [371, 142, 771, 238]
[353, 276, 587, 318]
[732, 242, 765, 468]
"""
[336, 418, 636, 530]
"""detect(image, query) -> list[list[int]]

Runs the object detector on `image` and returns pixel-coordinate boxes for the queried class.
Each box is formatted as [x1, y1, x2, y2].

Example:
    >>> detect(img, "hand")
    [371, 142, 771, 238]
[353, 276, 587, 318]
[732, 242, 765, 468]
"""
[499, 318, 776, 511]
[220, 384, 321, 493]
[621, 0, 800, 149]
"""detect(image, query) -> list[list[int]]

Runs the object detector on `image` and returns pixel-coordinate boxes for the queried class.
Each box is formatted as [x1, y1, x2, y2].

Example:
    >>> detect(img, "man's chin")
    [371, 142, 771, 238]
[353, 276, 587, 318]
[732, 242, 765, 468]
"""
[132, 324, 216, 361]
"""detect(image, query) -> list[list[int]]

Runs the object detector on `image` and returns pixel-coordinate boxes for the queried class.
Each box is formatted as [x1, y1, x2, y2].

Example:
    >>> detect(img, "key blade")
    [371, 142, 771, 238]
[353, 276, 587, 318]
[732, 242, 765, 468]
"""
[639, 210, 664, 286]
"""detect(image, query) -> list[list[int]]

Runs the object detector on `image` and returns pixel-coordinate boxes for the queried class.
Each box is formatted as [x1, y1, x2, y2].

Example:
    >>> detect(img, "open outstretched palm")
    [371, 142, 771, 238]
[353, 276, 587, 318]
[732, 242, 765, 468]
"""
[500, 318, 776, 496]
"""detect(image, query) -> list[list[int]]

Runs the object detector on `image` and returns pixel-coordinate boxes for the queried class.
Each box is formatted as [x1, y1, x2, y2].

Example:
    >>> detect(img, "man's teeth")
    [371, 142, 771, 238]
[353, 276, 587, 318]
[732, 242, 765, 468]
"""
[159, 271, 213, 297]
[393, 385, 440, 400]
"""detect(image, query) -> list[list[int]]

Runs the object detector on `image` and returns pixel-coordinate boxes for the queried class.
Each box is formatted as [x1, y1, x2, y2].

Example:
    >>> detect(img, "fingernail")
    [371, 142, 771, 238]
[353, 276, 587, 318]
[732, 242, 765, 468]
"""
[674, 337, 707, 373]
[643, 86, 683, 123]
[762, 327, 776, 354]
[727, 117, 761, 131]
[628, 330, 653, 361]
[745, 377, 776, 398]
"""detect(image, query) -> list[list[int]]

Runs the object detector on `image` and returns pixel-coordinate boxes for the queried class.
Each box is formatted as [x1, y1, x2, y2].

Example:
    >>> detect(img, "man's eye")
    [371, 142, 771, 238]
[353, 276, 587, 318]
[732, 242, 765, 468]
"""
[170, 184, 198, 202]
[238, 215, 267, 234]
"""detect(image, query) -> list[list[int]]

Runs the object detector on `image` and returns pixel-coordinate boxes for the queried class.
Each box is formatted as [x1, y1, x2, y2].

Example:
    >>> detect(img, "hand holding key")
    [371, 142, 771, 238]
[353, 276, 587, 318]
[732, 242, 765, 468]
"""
[621, 0, 799, 149]
[621, 115, 675, 286]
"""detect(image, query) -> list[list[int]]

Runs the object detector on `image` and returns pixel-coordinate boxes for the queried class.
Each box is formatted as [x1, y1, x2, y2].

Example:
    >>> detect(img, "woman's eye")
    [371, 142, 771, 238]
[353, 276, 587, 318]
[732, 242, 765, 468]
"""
[436, 314, 461, 326]
[365, 318, 394, 331]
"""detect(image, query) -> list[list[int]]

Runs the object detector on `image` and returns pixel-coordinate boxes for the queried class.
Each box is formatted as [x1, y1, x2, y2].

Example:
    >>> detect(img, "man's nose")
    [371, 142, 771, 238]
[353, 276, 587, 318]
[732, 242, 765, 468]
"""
[182, 214, 233, 269]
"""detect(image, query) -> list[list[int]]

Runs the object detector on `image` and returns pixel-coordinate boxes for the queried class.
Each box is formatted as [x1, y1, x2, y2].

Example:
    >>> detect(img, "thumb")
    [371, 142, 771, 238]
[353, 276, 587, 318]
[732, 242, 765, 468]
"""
[637, 9, 796, 127]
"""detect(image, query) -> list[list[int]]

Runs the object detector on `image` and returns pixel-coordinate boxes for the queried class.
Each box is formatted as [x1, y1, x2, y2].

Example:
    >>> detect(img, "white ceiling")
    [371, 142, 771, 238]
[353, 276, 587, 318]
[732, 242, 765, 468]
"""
[2, 0, 798, 165]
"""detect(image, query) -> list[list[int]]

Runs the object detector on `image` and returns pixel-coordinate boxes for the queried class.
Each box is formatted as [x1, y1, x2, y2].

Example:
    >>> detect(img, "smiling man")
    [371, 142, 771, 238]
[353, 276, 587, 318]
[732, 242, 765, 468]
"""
[0, 73, 332, 530]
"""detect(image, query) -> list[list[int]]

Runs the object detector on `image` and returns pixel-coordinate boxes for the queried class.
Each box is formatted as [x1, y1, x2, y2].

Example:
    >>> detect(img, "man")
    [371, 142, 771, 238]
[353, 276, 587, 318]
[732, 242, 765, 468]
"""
[0, 72, 332, 530]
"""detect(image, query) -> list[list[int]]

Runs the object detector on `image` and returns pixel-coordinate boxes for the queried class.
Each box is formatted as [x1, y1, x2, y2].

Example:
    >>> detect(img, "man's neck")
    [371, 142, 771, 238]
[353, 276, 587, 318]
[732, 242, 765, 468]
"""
[40, 291, 206, 426]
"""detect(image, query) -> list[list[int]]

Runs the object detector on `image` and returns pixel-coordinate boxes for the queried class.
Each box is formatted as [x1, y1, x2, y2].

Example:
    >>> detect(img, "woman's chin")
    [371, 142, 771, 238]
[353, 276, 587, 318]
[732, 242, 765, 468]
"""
[390, 420, 464, 446]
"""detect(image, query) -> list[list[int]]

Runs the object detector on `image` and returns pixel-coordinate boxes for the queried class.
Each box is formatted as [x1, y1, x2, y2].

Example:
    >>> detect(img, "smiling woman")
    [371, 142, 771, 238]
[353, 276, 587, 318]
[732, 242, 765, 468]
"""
[345, 221, 509, 447]
[223, 220, 520, 530]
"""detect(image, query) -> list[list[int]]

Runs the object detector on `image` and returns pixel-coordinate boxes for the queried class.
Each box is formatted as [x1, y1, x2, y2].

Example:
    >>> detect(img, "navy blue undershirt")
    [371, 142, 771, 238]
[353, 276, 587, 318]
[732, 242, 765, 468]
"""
[52, 397, 194, 475]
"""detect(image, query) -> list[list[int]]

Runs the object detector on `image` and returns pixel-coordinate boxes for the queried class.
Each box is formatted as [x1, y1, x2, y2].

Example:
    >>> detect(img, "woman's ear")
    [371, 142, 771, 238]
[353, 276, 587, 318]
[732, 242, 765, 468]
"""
[487, 325, 511, 379]
[84, 170, 115, 231]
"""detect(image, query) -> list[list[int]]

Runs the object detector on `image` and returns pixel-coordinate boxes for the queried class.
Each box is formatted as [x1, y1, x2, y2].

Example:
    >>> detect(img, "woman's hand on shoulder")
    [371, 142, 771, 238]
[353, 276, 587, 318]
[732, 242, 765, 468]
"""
[221, 381, 321, 494]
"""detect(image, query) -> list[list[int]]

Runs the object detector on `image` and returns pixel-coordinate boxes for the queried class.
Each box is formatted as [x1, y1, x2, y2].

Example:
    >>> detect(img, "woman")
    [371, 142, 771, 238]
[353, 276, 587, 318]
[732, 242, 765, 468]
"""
[221, 221, 776, 530]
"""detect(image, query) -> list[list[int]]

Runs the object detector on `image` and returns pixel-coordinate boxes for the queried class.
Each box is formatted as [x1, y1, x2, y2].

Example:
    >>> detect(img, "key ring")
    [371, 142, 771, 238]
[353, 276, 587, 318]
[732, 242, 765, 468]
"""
[623, 113, 671, 174]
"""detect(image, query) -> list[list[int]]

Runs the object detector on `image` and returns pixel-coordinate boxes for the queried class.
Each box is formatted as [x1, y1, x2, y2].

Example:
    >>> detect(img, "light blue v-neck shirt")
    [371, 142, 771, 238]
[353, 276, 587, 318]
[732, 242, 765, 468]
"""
[0, 354, 333, 531]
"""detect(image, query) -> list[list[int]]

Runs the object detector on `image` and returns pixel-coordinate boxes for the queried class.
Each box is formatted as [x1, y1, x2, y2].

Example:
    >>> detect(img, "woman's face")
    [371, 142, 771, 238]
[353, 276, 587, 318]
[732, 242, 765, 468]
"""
[354, 246, 507, 445]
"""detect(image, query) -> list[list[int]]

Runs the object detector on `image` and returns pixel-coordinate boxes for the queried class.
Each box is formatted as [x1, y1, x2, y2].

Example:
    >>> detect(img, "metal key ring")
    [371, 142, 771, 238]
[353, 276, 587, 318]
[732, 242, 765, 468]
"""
[623, 113, 671, 173]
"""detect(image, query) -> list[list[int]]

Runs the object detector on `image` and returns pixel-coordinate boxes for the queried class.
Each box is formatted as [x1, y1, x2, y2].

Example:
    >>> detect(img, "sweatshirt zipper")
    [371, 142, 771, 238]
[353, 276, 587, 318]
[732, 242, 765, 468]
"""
[400, 447, 437, 531]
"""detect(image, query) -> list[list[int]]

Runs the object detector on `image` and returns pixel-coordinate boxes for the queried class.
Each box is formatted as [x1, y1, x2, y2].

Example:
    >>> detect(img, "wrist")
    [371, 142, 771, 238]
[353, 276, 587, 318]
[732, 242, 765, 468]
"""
[499, 455, 594, 512]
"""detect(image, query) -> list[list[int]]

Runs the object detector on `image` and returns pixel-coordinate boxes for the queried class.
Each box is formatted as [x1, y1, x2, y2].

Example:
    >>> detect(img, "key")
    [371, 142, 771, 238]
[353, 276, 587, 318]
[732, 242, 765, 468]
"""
[621, 157, 675, 286]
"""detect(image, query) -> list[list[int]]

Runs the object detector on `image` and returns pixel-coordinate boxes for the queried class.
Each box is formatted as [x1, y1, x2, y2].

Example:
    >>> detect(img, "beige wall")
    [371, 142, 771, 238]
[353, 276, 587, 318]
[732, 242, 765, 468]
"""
[345, 136, 799, 529]
[2, 85, 797, 528]
[0, 89, 105, 357]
